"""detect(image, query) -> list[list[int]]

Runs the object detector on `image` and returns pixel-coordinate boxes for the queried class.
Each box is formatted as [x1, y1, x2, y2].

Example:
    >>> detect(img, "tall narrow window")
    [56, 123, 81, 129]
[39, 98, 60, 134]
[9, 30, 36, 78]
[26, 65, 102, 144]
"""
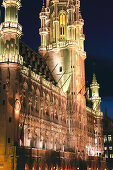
[8, 138, 10, 143]
[108, 135, 112, 142]
[53, 22, 55, 41]
[59, 66, 62, 72]
[60, 12, 66, 39]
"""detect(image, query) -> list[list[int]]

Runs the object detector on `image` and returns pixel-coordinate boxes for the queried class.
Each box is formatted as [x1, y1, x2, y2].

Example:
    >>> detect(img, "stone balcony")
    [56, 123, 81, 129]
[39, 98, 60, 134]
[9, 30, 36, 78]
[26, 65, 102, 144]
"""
[3, 0, 21, 8]
[0, 53, 23, 65]
[47, 40, 78, 51]
[0, 21, 22, 35]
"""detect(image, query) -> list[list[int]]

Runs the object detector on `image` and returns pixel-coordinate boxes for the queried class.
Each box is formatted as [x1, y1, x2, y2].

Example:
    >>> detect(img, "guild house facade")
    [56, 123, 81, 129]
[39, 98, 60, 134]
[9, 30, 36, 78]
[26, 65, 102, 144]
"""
[0, 0, 106, 169]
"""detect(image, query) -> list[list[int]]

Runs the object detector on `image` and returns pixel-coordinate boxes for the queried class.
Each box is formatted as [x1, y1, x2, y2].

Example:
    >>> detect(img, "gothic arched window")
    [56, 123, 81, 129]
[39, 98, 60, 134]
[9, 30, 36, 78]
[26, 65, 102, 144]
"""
[60, 12, 66, 39]
[53, 22, 55, 41]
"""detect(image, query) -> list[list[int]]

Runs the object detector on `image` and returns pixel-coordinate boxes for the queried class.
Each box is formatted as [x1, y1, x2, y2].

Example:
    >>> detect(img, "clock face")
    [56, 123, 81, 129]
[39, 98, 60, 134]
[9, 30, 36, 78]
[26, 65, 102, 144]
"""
[15, 99, 21, 112]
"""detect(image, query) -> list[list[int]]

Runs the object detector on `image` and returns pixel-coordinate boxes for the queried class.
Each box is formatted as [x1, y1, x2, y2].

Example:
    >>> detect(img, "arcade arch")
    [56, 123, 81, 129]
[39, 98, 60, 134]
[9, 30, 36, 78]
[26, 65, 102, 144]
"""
[25, 163, 29, 170]
[32, 164, 36, 170]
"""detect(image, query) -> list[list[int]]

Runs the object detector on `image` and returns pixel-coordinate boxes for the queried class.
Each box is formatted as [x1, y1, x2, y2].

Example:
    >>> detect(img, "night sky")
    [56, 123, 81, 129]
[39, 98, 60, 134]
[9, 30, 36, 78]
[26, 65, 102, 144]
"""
[0, 0, 113, 118]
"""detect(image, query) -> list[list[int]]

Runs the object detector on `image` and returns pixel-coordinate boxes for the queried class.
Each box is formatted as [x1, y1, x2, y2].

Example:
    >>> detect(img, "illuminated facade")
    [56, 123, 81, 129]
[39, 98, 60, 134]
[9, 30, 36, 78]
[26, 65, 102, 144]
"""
[0, 0, 106, 169]
[103, 109, 113, 169]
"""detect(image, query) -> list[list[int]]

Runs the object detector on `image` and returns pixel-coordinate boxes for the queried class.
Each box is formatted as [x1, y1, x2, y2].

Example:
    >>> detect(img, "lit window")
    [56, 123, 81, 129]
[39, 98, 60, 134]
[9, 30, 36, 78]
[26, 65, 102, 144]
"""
[60, 12, 66, 39]
[108, 135, 112, 142]
[109, 146, 112, 150]
[110, 154, 113, 158]
[32, 165, 36, 170]
[104, 135, 107, 143]
[104, 147, 107, 150]
[53, 22, 55, 41]
[105, 154, 108, 158]
[25, 163, 29, 170]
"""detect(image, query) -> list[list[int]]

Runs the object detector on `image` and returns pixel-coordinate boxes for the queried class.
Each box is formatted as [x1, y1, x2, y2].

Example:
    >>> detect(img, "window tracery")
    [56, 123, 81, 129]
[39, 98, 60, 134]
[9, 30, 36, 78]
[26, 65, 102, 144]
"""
[59, 12, 66, 40]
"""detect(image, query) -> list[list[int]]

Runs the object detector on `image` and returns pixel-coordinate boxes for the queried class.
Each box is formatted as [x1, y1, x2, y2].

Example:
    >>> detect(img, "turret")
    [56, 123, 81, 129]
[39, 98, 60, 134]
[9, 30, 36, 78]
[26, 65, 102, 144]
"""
[53, 0, 59, 42]
[0, 0, 22, 63]
[67, 0, 75, 41]
[90, 73, 101, 115]
[90, 74, 104, 157]
[0, 1, 22, 169]
[39, 2, 48, 55]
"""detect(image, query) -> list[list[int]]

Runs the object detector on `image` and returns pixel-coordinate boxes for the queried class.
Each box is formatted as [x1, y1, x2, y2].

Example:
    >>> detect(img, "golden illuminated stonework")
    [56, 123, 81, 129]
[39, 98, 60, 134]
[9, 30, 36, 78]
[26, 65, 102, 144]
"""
[15, 99, 21, 112]
[0, 0, 106, 169]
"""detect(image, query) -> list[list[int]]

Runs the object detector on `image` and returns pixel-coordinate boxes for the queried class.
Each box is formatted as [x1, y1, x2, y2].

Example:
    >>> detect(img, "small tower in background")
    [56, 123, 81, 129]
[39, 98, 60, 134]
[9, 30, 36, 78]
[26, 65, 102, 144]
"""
[87, 74, 104, 157]
[90, 73, 101, 115]
[39, 0, 48, 56]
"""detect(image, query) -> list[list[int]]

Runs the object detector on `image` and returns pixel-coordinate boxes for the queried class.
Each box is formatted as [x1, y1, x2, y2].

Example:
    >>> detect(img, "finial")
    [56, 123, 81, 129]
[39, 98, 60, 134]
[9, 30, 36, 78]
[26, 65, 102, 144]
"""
[41, 0, 45, 12]
[92, 73, 97, 84]
[43, 0, 45, 6]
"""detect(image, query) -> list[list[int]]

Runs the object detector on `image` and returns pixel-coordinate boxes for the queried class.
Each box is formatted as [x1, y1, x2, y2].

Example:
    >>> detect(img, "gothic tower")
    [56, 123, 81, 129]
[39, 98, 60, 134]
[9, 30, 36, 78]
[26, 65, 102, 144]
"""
[90, 73, 101, 115]
[39, 0, 87, 158]
[0, 0, 22, 169]
[90, 73, 104, 157]
[39, 0, 86, 104]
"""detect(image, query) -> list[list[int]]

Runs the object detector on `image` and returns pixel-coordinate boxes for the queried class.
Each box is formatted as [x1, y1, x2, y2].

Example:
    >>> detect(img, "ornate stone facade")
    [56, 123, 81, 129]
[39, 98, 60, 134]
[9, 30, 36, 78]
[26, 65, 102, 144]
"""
[0, 0, 106, 169]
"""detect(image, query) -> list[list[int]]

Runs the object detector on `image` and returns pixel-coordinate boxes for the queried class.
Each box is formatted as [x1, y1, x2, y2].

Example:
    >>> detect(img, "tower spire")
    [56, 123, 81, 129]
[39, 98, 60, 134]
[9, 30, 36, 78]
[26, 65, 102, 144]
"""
[43, 0, 45, 6]
[92, 73, 97, 84]
[90, 73, 101, 115]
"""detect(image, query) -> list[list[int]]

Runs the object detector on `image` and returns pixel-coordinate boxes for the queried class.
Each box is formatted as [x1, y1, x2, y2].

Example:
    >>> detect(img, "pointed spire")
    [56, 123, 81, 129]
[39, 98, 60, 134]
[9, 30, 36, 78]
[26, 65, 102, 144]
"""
[79, 11, 82, 19]
[43, 0, 45, 6]
[92, 73, 97, 84]
[41, 0, 45, 12]
[90, 73, 100, 95]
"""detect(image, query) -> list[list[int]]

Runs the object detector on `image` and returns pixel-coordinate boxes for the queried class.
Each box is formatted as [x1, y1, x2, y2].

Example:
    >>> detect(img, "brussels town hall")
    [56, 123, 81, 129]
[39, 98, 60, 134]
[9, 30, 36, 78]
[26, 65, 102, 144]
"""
[0, 0, 106, 169]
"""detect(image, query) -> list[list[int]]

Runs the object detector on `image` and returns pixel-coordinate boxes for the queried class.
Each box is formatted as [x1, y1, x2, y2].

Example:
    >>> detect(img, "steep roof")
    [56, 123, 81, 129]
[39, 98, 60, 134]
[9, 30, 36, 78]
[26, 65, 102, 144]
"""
[19, 41, 56, 85]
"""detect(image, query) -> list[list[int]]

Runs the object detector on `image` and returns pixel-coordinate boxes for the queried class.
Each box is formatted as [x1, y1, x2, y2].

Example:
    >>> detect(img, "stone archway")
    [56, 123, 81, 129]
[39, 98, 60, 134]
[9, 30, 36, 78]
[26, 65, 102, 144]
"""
[50, 164, 59, 170]
[25, 163, 29, 170]
[32, 164, 36, 170]
[45, 164, 48, 170]
[61, 165, 63, 170]
[68, 165, 71, 170]
[65, 165, 68, 170]
[39, 164, 42, 170]
[50, 165, 53, 170]
[56, 164, 59, 170]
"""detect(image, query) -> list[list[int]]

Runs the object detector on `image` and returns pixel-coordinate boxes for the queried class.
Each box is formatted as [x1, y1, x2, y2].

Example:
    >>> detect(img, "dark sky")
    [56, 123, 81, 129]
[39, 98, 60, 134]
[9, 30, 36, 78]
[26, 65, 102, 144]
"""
[0, 0, 113, 118]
